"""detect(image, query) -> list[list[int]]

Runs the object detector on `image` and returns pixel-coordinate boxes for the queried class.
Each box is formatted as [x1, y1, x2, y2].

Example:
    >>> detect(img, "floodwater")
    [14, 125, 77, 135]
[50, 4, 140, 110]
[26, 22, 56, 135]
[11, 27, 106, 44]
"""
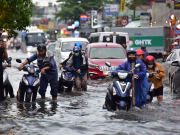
[1, 50, 180, 135]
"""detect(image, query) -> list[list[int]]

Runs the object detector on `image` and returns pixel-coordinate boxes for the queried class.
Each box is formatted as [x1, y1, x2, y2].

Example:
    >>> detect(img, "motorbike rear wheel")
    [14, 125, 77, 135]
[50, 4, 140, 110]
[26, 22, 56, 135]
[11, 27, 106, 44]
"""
[25, 92, 32, 102]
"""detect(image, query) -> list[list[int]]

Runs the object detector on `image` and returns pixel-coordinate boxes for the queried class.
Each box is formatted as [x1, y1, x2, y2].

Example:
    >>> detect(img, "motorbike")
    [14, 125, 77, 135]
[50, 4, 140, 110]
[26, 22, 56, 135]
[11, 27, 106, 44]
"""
[58, 65, 77, 93]
[146, 70, 160, 103]
[10, 42, 14, 49]
[16, 59, 41, 102]
[1, 57, 12, 100]
[104, 62, 141, 111]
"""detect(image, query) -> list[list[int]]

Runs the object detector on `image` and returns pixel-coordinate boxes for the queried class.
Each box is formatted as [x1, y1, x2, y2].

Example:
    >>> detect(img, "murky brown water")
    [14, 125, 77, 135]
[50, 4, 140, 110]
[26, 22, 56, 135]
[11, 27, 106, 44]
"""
[1, 50, 180, 135]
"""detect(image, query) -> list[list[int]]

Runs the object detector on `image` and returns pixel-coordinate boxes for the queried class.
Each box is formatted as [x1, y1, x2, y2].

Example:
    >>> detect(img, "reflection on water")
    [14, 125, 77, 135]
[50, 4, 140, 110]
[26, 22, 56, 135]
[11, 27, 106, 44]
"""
[2, 49, 180, 134]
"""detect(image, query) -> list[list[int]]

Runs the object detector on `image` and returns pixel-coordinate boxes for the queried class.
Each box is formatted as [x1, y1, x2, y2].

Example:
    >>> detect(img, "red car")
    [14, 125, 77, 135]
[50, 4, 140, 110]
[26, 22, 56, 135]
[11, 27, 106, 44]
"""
[86, 43, 127, 79]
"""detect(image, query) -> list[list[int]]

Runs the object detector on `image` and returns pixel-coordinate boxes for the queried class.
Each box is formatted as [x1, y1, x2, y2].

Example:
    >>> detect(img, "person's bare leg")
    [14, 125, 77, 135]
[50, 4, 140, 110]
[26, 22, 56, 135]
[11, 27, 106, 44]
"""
[157, 95, 163, 102]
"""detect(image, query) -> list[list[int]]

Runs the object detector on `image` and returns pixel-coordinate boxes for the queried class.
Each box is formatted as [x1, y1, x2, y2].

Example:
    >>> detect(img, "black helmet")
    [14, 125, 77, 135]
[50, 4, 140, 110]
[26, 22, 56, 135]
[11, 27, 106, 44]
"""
[141, 45, 146, 50]
[37, 43, 46, 51]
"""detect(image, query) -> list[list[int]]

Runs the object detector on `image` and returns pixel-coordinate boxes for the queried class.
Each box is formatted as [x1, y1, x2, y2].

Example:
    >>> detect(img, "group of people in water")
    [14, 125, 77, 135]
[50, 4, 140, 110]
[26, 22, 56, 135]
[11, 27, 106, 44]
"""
[1, 40, 165, 107]
[107, 45, 165, 107]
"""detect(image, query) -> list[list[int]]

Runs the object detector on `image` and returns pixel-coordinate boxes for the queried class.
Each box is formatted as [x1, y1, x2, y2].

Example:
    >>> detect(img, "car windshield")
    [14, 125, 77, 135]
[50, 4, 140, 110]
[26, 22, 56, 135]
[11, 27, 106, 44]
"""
[90, 48, 126, 59]
[26, 33, 45, 44]
[48, 44, 56, 52]
[61, 41, 88, 52]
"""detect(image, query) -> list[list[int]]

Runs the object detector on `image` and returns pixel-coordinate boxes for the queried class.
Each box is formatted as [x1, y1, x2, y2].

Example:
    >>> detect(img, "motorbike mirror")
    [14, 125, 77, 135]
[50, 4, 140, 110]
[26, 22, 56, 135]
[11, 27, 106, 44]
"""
[135, 63, 141, 68]
[16, 59, 22, 63]
[6, 57, 12, 62]
[105, 62, 111, 67]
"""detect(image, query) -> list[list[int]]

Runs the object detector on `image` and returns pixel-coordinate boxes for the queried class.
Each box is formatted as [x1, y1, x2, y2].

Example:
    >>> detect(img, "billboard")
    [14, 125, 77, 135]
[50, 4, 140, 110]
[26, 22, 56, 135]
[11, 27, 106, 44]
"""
[103, 4, 119, 20]
[120, 0, 125, 12]
[174, 1, 180, 10]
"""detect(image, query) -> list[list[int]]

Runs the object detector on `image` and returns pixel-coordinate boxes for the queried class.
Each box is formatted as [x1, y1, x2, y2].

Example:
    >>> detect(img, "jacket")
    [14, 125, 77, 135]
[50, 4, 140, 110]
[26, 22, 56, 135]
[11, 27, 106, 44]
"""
[27, 50, 57, 80]
[112, 59, 149, 107]
[66, 52, 88, 71]
[147, 62, 165, 89]
[142, 50, 149, 59]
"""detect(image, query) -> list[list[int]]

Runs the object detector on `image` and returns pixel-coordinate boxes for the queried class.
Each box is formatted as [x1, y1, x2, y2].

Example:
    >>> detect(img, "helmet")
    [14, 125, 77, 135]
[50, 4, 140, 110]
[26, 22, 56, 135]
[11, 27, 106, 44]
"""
[141, 45, 146, 50]
[74, 42, 82, 49]
[127, 48, 137, 56]
[136, 50, 144, 55]
[73, 46, 80, 51]
[145, 56, 155, 65]
[37, 43, 46, 51]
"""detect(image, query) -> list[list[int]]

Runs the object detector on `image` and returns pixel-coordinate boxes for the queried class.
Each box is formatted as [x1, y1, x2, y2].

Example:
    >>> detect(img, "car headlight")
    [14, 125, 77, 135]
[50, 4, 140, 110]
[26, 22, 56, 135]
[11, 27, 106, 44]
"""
[88, 63, 99, 68]
[23, 77, 29, 85]
[27, 47, 32, 51]
[33, 79, 39, 86]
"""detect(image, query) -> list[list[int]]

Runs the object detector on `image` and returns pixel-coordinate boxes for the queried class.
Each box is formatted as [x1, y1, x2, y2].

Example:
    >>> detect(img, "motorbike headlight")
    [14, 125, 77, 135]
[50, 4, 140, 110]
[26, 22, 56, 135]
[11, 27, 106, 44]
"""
[23, 77, 28, 85]
[28, 67, 35, 74]
[113, 87, 116, 95]
[88, 63, 99, 68]
[118, 72, 128, 79]
[33, 79, 39, 86]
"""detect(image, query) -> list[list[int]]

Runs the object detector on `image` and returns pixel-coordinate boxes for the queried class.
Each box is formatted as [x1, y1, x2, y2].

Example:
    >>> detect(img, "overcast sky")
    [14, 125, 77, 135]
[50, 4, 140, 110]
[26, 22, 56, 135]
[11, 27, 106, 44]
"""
[32, 0, 59, 6]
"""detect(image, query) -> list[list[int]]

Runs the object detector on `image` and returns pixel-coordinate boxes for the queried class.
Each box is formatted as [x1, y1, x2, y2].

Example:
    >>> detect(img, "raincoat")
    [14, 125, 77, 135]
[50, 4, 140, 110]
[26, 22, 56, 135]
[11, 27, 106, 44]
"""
[112, 59, 149, 107]
[147, 62, 165, 89]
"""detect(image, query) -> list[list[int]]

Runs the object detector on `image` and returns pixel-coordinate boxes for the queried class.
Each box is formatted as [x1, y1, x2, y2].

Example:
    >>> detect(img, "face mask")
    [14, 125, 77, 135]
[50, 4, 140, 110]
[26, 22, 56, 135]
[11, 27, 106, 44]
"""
[75, 53, 79, 56]
[148, 65, 153, 69]
[128, 57, 136, 62]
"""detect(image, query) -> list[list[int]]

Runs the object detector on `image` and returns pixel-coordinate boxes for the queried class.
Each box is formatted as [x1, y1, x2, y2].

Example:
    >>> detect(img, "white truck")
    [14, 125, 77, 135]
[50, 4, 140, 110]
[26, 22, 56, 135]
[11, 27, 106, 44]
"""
[89, 32, 130, 49]
[111, 26, 171, 58]
[21, 29, 46, 53]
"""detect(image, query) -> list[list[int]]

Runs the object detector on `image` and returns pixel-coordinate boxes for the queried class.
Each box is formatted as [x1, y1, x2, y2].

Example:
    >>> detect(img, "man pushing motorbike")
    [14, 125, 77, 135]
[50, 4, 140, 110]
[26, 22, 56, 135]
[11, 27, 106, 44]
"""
[107, 48, 149, 108]
[18, 44, 58, 100]
[66, 46, 88, 91]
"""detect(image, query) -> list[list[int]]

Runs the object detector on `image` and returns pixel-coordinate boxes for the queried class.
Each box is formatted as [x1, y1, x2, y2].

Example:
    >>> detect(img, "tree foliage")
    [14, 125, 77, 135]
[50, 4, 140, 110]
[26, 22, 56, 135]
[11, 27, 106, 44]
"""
[126, 0, 150, 18]
[0, 0, 34, 38]
[55, 0, 112, 22]
[126, 0, 149, 9]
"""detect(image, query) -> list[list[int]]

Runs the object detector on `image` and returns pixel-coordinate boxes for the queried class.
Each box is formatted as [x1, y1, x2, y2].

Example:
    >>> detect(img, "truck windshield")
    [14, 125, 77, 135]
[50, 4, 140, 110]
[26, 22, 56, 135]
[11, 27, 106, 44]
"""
[90, 48, 126, 59]
[26, 33, 45, 44]
[61, 41, 88, 52]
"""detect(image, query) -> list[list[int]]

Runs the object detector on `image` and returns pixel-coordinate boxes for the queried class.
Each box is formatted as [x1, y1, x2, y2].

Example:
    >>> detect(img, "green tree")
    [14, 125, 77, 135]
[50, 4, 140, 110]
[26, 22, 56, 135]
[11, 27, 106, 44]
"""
[126, 0, 149, 18]
[55, 0, 112, 22]
[0, 0, 34, 38]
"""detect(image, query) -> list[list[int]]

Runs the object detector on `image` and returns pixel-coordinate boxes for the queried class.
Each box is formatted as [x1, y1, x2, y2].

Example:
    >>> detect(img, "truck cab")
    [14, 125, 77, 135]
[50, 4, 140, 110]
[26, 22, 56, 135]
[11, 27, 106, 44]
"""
[21, 29, 46, 53]
[89, 32, 129, 49]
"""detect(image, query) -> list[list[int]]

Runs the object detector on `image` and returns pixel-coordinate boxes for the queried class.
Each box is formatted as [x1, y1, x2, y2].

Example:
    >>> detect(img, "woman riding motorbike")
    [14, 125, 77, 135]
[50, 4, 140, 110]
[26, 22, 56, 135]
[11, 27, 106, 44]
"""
[145, 56, 165, 102]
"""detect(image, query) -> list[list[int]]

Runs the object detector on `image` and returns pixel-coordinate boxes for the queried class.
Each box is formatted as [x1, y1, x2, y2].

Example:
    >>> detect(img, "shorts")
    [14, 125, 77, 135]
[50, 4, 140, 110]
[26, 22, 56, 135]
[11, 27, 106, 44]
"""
[153, 86, 163, 97]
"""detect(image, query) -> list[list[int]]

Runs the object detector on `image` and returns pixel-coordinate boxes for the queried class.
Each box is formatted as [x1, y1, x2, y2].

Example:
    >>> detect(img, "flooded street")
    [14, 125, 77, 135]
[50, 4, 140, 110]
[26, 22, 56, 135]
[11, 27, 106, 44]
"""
[1, 50, 180, 135]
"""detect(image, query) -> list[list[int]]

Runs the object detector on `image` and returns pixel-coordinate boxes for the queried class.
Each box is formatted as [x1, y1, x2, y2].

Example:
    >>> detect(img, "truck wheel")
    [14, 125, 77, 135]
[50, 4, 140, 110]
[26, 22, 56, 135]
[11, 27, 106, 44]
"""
[25, 93, 32, 102]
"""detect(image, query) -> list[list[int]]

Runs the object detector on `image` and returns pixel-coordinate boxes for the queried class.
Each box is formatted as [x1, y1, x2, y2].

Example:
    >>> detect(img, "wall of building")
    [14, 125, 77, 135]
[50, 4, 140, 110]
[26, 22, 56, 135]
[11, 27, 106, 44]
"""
[152, 3, 180, 26]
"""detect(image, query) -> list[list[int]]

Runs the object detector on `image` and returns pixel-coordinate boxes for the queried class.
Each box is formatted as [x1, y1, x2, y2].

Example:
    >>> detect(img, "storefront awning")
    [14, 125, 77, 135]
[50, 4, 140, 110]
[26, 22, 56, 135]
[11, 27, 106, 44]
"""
[92, 24, 111, 29]
[125, 20, 140, 28]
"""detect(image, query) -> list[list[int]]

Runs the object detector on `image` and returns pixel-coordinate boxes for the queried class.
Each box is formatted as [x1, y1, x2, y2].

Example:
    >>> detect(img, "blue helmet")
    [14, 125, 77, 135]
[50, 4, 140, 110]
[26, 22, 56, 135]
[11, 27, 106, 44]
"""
[74, 42, 82, 49]
[127, 48, 137, 56]
[73, 46, 80, 51]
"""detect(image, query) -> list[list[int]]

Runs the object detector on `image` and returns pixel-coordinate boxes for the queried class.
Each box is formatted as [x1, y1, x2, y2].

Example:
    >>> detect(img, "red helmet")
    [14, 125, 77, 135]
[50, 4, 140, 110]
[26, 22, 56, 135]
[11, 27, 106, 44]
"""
[136, 50, 144, 55]
[145, 56, 155, 64]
